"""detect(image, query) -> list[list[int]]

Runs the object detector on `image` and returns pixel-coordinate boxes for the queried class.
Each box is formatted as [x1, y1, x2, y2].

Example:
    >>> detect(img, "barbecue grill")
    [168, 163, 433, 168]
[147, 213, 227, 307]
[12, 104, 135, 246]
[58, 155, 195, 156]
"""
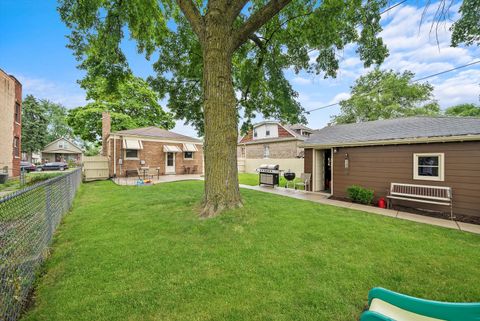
[257, 164, 280, 187]
[283, 170, 296, 189]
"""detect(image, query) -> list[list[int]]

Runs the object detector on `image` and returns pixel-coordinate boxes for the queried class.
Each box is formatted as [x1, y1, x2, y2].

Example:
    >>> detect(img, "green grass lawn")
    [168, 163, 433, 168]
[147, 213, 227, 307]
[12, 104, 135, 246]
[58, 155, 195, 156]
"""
[239, 172, 304, 189]
[0, 172, 64, 194]
[23, 181, 480, 321]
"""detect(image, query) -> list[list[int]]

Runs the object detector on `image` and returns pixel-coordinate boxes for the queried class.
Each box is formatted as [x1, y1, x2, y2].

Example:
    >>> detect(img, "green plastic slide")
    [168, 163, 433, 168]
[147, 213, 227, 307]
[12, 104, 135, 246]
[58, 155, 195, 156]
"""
[360, 287, 480, 321]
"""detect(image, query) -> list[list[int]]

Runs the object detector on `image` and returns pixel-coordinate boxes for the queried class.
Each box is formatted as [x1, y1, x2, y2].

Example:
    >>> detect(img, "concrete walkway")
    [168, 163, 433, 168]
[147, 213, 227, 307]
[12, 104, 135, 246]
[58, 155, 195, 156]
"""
[112, 174, 203, 186]
[240, 184, 480, 235]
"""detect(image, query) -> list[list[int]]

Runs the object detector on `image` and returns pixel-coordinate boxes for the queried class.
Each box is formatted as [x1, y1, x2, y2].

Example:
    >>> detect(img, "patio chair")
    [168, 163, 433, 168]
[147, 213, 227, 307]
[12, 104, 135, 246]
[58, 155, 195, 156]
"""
[147, 168, 158, 179]
[191, 165, 198, 174]
[294, 173, 311, 191]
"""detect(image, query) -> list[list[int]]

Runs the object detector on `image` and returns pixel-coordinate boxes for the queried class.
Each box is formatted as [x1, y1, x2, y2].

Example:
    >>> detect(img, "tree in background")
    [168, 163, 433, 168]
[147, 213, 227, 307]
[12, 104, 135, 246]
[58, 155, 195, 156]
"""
[22, 95, 49, 161]
[333, 69, 440, 124]
[67, 75, 175, 142]
[45, 102, 74, 142]
[444, 103, 480, 117]
[451, 0, 480, 46]
[58, 0, 476, 216]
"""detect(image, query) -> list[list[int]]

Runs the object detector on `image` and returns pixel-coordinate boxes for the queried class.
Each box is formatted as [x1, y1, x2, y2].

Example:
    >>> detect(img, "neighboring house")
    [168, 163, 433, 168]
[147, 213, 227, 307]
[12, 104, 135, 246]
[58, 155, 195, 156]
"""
[302, 116, 480, 218]
[102, 112, 203, 177]
[42, 138, 83, 164]
[22, 152, 41, 164]
[0, 69, 22, 177]
[237, 121, 314, 175]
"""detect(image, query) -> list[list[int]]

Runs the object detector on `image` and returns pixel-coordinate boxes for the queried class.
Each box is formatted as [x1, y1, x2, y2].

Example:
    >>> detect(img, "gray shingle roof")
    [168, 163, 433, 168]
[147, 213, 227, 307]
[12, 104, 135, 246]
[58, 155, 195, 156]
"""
[287, 124, 314, 132]
[112, 126, 201, 142]
[304, 117, 480, 146]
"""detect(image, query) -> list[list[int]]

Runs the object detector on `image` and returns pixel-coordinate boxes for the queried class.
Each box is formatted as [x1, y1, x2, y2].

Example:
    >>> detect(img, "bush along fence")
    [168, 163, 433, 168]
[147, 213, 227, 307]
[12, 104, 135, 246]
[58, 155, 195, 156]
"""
[0, 168, 82, 321]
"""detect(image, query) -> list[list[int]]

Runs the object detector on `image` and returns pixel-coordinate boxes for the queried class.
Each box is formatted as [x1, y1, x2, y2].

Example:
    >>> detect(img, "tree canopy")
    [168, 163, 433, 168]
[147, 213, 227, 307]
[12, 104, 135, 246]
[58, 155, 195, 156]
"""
[67, 75, 175, 142]
[21, 95, 49, 156]
[45, 101, 74, 142]
[445, 103, 480, 117]
[58, 0, 478, 216]
[333, 69, 440, 124]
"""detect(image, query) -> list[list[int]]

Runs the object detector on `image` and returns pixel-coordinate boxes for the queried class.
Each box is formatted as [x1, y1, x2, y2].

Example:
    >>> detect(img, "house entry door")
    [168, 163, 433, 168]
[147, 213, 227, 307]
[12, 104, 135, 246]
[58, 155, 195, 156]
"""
[166, 152, 176, 174]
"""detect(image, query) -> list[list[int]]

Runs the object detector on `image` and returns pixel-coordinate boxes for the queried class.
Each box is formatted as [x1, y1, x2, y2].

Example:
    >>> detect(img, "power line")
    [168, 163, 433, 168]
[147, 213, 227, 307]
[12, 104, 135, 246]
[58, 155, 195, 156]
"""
[380, 0, 408, 15]
[306, 59, 480, 113]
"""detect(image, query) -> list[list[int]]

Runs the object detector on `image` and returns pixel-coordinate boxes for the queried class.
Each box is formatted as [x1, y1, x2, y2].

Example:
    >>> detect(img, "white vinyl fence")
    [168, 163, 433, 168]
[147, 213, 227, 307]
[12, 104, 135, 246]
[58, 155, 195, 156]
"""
[82, 156, 109, 181]
[238, 158, 304, 176]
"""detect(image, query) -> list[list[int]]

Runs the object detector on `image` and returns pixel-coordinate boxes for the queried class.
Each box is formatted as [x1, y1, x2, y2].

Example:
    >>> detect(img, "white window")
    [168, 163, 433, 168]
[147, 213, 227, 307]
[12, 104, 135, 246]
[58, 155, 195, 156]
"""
[263, 145, 270, 158]
[413, 153, 444, 181]
[184, 151, 193, 159]
[254, 130, 258, 138]
[125, 149, 139, 159]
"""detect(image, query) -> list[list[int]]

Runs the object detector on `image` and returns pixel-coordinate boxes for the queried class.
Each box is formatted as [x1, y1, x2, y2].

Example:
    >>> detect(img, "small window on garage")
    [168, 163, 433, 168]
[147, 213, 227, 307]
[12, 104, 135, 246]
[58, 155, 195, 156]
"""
[263, 145, 270, 159]
[413, 153, 444, 181]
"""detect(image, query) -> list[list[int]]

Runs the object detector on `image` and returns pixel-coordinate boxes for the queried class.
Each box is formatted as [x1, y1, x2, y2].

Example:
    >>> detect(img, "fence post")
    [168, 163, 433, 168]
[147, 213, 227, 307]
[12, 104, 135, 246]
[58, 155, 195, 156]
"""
[45, 180, 53, 241]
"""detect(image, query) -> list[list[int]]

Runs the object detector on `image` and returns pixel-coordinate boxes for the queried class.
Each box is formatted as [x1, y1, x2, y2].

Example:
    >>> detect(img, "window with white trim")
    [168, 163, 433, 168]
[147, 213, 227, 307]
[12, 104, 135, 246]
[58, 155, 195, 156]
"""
[184, 151, 193, 159]
[413, 153, 444, 181]
[125, 149, 139, 159]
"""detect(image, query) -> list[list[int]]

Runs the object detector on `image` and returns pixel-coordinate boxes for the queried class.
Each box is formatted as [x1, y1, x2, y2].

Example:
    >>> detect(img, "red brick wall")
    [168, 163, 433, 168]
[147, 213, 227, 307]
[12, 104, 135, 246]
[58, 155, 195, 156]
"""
[12, 78, 22, 177]
[277, 124, 294, 138]
[108, 138, 203, 177]
[239, 131, 253, 143]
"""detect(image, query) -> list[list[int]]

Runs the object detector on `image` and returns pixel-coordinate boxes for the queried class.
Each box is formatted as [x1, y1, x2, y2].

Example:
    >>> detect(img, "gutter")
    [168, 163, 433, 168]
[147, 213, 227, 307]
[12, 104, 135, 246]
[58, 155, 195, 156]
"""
[300, 134, 480, 149]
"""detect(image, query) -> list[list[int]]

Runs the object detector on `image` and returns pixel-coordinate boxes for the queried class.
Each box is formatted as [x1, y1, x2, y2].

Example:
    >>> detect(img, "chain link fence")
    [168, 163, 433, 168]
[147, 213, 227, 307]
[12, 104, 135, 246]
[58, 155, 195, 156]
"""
[0, 168, 82, 321]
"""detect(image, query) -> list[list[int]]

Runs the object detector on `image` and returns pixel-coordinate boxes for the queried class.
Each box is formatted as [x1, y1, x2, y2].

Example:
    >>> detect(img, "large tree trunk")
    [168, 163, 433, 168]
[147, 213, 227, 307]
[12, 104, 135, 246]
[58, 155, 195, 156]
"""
[200, 2, 242, 217]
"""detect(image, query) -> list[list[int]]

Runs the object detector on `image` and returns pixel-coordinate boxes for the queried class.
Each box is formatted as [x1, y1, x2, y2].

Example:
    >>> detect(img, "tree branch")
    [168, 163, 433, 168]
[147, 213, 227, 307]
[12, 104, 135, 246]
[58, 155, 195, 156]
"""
[232, 0, 293, 51]
[176, 0, 205, 41]
[227, 0, 250, 21]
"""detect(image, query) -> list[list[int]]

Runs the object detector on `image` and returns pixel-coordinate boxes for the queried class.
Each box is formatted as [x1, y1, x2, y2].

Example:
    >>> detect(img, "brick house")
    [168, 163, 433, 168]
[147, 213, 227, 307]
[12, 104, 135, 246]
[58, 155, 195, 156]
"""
[0, 69, 22, 177]
[237, 121, 314, 174]
[102, 112, 203, 177]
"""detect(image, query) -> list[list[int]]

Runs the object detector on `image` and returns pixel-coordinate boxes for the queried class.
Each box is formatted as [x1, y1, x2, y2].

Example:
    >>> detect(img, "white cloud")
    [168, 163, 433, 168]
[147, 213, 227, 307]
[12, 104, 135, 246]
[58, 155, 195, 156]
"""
[431, 69, 480, 108]
[16, 74, 86, 108]
[292, 76, 313, 85]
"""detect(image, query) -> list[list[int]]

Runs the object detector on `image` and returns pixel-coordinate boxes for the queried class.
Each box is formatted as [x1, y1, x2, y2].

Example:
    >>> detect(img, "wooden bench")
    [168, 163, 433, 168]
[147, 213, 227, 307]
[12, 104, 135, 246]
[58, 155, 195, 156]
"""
[387, 183, 453, 219]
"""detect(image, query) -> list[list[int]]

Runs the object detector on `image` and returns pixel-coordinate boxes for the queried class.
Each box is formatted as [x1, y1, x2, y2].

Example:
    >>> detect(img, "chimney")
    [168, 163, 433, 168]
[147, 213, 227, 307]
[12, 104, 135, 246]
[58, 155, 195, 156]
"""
[102, 111, 111, 156]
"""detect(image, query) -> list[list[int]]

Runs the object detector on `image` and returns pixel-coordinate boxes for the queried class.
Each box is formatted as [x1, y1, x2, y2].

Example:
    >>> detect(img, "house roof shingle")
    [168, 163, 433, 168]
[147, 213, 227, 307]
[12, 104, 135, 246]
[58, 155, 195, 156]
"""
[304, 116, 480, 147]
[112, 126, 201, 143]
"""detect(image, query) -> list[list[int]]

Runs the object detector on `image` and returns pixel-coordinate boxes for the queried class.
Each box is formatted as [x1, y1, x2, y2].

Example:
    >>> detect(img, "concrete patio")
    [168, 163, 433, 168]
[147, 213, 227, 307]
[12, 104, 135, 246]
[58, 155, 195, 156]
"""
[112, 174, 203, 186]
[240, 184, 480, 235]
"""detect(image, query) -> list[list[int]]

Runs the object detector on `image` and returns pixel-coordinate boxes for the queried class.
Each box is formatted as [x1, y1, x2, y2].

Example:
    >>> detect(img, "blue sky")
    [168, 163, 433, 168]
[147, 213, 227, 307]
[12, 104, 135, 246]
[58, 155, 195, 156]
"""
[1, 0, 479, 138]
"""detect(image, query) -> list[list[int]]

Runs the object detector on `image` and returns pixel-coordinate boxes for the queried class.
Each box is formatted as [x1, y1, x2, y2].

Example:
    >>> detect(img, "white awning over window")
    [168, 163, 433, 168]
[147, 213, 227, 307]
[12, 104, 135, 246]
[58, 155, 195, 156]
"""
[163, 145, 182, 152]
[123, 139, 143, 150]
[183, 143, 198, 152]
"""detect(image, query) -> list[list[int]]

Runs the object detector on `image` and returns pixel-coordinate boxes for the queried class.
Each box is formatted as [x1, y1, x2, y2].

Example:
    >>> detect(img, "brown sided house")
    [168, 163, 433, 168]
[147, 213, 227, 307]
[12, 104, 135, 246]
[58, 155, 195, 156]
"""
[237, 121, 314, 175]
[102, 113, 203, 177]
[302, 117, 480, 219]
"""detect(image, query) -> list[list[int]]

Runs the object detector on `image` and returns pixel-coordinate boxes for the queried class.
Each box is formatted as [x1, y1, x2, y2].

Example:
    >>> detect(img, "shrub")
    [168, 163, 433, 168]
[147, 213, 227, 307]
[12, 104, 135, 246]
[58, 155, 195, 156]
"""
[27, 173, 63, 186]
[346, 185, 374, 205]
